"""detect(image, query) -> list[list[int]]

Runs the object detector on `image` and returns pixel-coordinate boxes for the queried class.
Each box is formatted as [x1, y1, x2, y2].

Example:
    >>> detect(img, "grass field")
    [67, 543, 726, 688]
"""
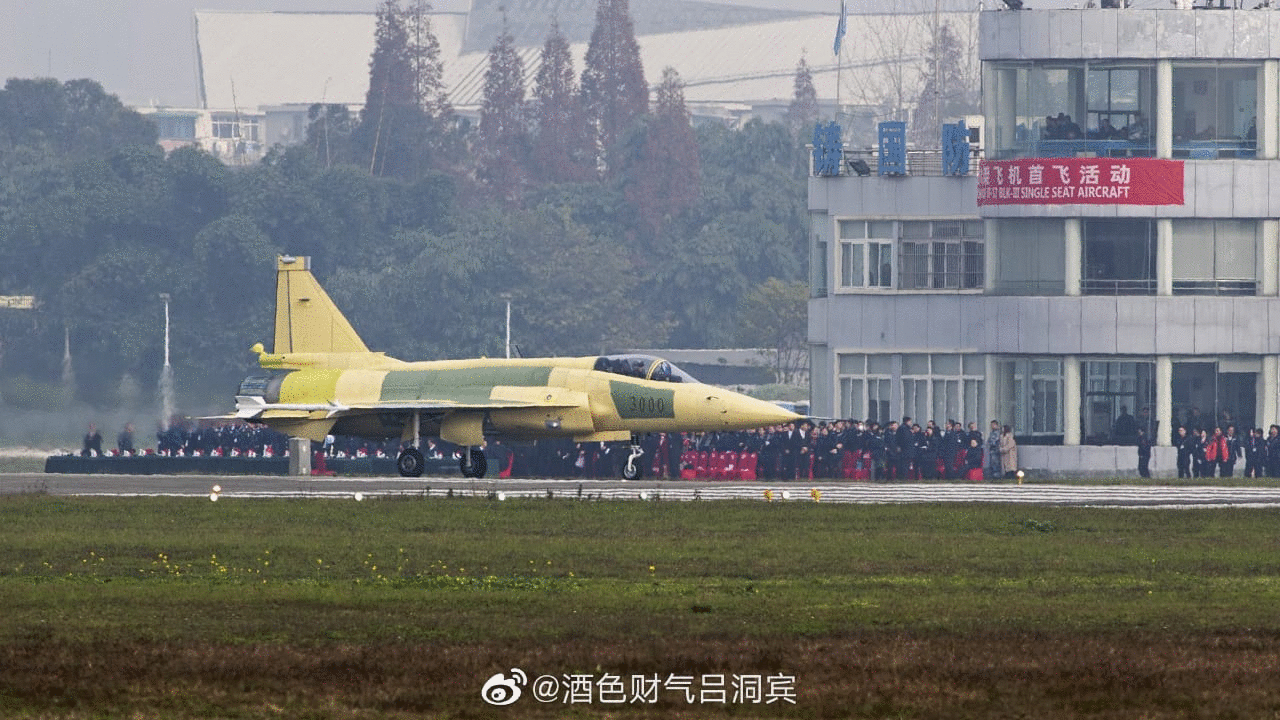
[2, 494, 1280, 718]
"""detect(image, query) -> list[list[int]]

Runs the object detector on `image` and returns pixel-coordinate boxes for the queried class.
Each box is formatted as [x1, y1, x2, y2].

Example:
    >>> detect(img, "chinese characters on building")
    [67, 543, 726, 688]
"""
[977, 157, 1184, 206]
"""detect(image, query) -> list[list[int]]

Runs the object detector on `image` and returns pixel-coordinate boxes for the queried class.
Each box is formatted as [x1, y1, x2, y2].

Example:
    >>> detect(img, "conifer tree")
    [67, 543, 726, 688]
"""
[531, 19, 592, 183]
[354, 0, 454, 179]
[579, 0, 648, 177]
[404, 0, 453, 125]
[478, 21, 529, 200]
[786, 56, 819, 142]
[624, 67, 698, 237]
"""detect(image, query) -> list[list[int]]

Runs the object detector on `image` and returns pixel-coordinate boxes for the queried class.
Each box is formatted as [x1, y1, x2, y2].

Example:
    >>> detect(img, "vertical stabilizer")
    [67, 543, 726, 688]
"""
[273, 256, 370, 354]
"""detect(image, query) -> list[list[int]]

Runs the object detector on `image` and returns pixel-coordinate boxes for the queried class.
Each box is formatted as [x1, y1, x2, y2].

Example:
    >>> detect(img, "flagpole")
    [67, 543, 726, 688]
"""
[834, 0, 845, 122]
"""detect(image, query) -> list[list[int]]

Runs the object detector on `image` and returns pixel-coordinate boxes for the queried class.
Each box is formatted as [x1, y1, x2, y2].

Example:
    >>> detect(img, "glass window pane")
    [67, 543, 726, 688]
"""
[868, 221, 895, 239]
[900, 242, 929, 289]
[839, 220, 865, 239]
[841, 378, 864, 420]
[839, 354, 865, 375]
[933, 221, 962, 239]
[932, 355, 961, 375]
[1032, 360, 1061, 376]
[903, 354, 930, 376]
[868, 355, 893, 375]
[901, 221, 930, 239]
[841, 242, 864, 287]
[963, 354, 985, 375]
[1215, 220, 1255, 279]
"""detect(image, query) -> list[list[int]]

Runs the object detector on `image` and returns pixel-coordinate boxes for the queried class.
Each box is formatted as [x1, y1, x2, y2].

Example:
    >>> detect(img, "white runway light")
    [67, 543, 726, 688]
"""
[209, 493, 219, 502]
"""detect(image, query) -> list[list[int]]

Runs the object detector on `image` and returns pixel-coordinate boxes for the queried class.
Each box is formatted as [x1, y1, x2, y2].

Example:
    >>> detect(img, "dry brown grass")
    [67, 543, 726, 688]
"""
[3, 630, 1280, 718]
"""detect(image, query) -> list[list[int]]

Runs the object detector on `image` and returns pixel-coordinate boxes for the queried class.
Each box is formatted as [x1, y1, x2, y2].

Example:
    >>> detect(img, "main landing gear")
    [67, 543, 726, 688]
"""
[397, 447, 425, 477]
[394, 411, 488, 479]
[460, 446, 487, 478]
[622, 433, 644, 481]
[397, 410, 429, 478]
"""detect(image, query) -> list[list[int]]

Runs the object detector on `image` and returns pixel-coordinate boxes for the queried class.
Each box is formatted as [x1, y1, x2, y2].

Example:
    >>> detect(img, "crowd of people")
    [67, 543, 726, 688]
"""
[78, 417, 1023, 481]
[504, 417, 1020, 482]
[82, 420, 294, 459]
[1040, 111, 1149, 142]
[1168, 424, 1280, 479]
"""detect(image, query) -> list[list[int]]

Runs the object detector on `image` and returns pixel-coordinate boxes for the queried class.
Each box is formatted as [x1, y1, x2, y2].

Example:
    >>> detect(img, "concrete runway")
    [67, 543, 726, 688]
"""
[6, 472, 1280, 508]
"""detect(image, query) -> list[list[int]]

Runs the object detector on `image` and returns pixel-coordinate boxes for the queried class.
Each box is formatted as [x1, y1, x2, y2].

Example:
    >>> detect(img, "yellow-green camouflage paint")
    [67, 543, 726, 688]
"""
[609, 380, 676, 420]
[279, 368, 344, 404]
[380, 366, 554, 402]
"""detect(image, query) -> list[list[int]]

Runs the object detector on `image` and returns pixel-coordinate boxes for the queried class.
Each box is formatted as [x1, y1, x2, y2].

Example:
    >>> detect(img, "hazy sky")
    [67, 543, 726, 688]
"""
[0, 0, 1144, 108]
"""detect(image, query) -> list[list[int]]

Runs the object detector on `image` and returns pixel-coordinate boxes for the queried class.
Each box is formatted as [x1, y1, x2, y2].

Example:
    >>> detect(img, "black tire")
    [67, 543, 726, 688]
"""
[397, 447, 425, 477]
[622, 458, 643, 481]
[460, 448, 488, 478]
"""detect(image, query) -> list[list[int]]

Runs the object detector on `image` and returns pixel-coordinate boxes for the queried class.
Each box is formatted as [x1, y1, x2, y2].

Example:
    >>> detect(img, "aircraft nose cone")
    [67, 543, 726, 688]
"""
[719, 393, 804, 429]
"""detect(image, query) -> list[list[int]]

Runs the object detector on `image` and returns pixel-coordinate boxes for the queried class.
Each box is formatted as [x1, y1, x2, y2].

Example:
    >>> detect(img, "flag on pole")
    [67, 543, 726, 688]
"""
[833, 0, 847, 56]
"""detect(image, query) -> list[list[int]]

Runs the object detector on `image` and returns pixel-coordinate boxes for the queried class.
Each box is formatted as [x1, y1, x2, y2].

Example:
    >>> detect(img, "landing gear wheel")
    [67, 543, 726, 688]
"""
[622, 459, 643, 481]
[621, 434, 644, 481]
[397, 447, 425, 477]
[460, 448, 488, 479]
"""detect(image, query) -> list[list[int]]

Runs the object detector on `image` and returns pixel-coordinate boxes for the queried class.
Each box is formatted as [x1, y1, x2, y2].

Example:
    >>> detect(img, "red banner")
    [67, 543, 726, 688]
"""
[977, 157, 1184, 206]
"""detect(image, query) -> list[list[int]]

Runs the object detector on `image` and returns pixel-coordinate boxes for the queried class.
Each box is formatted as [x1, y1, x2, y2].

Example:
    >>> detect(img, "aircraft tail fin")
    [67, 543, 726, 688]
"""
[273, 255, 370, 354]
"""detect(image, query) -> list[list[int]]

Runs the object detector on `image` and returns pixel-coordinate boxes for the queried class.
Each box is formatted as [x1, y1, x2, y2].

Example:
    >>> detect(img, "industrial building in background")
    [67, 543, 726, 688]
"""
[134, 1, 976, 164]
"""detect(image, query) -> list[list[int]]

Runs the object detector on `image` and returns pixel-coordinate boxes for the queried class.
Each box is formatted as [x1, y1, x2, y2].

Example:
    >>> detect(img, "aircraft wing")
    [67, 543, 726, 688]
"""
[234, 386, 586, 420]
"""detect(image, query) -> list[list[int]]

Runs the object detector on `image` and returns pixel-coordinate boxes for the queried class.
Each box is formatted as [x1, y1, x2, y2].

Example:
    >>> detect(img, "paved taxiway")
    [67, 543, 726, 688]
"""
[5, 473, 1280, 508]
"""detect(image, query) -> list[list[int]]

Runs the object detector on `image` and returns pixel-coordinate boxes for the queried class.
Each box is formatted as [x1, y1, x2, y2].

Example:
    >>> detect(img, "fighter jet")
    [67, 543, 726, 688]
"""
[234, 256, 802, 479]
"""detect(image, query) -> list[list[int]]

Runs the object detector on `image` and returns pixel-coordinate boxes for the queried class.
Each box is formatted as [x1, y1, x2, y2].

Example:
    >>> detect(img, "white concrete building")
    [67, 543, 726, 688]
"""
[808, 6, 1280, 476]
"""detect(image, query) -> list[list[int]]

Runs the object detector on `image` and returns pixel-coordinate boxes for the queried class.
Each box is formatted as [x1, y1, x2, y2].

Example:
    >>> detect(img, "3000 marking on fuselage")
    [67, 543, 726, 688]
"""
[610, 381, 676, 420]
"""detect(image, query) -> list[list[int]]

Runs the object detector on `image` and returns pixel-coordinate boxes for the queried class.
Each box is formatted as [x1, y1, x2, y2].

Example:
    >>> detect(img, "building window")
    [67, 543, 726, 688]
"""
[211, 113, 260, 142]
[988, 61, 1154, 159]
[1082, 360, 1155, 446]
[1083, 219, 1155, 295]
[838, 220, 893, 289]
[811, 214, 829, 298]
[901, 353, 985, 426]
[994, 358, 1063, 442]
[1172, 220, 1259, 296]
[1171, 62, 1258, 157]
[1085, 64, 1154, 149]
[838, 354, 892, 425]
[993, 218, 1066, 296]
[154, 115, 196, 140]
[1172, 360, 1258, 436]
[899, 220, 984, 290]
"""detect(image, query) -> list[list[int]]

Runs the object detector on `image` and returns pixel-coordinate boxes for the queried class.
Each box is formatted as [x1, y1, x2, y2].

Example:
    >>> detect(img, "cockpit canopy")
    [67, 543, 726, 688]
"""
[593, 354, 698, 384]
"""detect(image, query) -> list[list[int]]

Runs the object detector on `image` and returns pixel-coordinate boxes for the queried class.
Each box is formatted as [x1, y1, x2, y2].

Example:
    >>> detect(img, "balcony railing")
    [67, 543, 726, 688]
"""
[1081, 279, 1157, 296]
[819, 148, 986, 178]
[1172, 279, 1258, 296]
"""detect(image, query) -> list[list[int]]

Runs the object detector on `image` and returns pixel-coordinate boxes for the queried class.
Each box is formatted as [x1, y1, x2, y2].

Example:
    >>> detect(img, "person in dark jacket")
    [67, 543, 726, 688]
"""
[81, 424, 103, 457]
[884, 421, 901, 481]
[1266, 425, 1280, 478]
[1244, 427, 1265, 478]
[896, 419, 915, 480]
[917, 426, 939, 480]
[1174, 426, 1192, 478]
[1221, 425, 1242, 478]
[1136, 427, 1152, 478]
[964, 437, 984, 480]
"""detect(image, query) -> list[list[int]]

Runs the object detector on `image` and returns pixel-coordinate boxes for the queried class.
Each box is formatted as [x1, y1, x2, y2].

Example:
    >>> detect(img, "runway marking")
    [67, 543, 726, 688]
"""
[54, 481, 1280, 509]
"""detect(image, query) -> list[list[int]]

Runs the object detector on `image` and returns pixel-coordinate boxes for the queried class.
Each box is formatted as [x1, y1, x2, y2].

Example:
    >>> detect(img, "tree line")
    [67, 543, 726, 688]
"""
[0, 0, 813, 415]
